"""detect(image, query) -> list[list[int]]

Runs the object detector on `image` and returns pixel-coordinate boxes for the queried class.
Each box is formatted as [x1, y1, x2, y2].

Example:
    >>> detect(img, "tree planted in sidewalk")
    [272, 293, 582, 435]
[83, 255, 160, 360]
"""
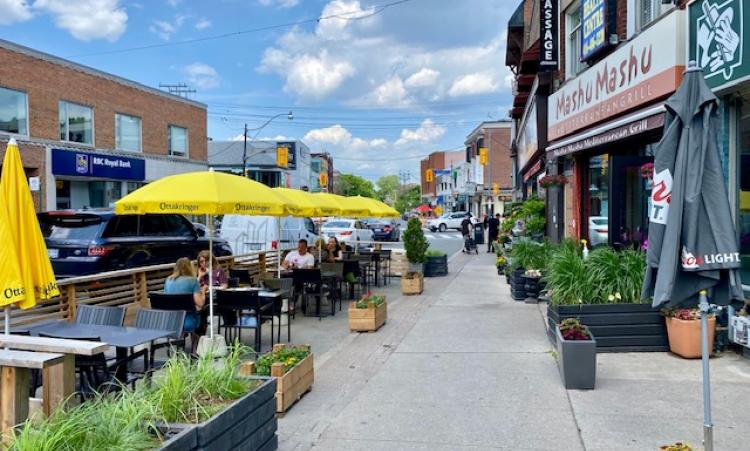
[403, 217, 428, 265]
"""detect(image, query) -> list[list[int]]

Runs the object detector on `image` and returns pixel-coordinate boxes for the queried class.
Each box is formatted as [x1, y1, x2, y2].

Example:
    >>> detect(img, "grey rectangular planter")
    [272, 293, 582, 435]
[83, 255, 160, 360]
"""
[547, 303, 667, 352]
[159, 377, 277, 451]
[423, 255, 448, 277]
[556, 327, 596, 390]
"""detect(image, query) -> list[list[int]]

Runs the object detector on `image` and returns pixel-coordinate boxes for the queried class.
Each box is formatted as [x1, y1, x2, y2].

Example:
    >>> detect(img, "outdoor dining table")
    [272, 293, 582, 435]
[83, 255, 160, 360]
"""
[23, 321, 173, 381]
[215, 288, 285, 352]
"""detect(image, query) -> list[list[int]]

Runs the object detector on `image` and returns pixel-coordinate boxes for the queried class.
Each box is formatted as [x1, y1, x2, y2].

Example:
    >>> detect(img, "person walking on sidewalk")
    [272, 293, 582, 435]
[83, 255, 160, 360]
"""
[487, 213, 500, 253]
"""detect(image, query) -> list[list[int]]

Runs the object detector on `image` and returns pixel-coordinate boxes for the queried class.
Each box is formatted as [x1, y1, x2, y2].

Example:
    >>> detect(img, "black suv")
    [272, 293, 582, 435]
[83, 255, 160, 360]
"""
[39, 209, 232, 278]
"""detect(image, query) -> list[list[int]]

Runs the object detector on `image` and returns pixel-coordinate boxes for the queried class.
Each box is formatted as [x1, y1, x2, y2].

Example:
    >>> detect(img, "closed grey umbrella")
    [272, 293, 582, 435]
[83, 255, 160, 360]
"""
[642, 66, 743, 308]
[642, 63, 743, 451]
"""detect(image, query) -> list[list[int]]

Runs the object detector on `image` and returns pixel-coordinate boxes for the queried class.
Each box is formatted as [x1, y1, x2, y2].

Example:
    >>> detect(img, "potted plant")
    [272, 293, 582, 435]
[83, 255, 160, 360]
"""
[663, 308, 716, 359]
[423, 249, 448, 277]
[402, 217, 428, 294]
[659, 443, 693, 451]
[9, 346, 278, 451]
[556, 318, 596, 390]
[248, 344, 314, 413]
[348, 293, 387, 332]
[539, 174, 568, 189]
[523, 269, 543, 300]
[545, 244, 668, 352]
[495, 255, 508, 275]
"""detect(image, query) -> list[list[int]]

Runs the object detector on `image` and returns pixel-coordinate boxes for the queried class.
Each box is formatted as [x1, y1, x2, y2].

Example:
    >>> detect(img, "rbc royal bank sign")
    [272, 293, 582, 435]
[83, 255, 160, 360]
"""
[539, 0, 559, 70]
[52, 149, 146, 181]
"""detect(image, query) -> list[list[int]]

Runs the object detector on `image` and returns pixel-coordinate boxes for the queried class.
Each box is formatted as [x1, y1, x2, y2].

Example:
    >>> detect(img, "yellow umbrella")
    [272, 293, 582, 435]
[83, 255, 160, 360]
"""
[313, 193, 372, 217]
[273, 188, 342, 217]
[0, 138, 60, 332]
[0, 205, 26, 308]
[351, 196, 399, 218]
[115, 171, 290, 342]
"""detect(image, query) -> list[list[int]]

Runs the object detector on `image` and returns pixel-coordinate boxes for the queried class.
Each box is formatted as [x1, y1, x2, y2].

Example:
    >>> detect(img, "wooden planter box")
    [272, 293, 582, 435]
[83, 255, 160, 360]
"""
[423, 255, 448, 277]
[401, 273, 424, 295]
[244, 344, 314, 414]
[159, 377, 278, 451]
[348, 301, 387, 332]
[666, 316, 716, 359]
[548, 303, 667, 352]
[556, 327, 596, 390]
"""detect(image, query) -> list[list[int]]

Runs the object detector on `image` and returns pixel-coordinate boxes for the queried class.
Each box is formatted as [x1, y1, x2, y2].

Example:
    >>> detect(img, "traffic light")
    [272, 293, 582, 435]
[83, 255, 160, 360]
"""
[479, 147, 488, 165]
[492, 182, 499, 195]
[425, 169, 434, 183]
[319, 172, 328, 187]
[276, 146, 288, 168]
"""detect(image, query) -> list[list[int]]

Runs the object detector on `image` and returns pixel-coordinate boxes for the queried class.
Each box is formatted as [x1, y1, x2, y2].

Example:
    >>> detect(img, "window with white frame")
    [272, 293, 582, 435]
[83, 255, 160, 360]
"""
[115, 113, 142, 152]
[637, 0, 663, 32]
[0, 87, 28, 136]
[565, 1, 587, 78]
[59, 101, 93, 145]
[168, 125, 188, 157]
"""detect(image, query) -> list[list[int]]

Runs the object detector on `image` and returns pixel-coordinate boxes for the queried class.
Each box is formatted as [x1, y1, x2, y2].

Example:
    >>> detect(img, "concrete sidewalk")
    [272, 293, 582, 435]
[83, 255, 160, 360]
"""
[277, 252, 750, 450]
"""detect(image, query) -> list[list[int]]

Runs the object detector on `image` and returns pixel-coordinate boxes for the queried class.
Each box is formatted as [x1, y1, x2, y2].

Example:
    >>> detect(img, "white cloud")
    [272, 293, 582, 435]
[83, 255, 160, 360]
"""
[0, 0, 32, 25]
[166, 0, 181, 6]
[404, 68, 440, 88]
[448, 71, 501, 97]
[34, 0, 127, 42]
[316, 0, 376, 40]
[304, 125, 353, 147]
[195, 17, 211, 30]
[395, 119, 445, 147]
[258, 0, 299, 8]
[370, 76, 409, 107]
[149, 13, 188, 40]
[184, 62, 220, 89]
[260, 49, 355, 100]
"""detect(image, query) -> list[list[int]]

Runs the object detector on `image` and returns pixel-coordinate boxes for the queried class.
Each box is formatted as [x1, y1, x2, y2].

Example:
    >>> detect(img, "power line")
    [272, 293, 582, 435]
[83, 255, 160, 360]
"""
[67, 0, 416, 59]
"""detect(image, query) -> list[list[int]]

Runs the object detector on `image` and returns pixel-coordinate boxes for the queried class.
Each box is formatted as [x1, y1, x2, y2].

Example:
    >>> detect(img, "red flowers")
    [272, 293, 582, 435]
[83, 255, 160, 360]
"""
[559, 318, 592, 341]
[640, 162, 654, 179]
[539, 175, 568, 188]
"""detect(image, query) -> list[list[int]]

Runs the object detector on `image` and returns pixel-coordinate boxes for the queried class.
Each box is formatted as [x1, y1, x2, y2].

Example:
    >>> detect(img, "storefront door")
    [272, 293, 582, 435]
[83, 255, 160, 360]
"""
[609, 156, 652, 250]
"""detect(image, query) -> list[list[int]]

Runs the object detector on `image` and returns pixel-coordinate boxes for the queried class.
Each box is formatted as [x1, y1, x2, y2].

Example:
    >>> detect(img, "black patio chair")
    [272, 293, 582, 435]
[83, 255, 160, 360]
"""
[215, 290, 261, 350]
[130, 309, 186, 371]
[148, 293, 199, 353]
[75, 305, 126, 326]
[263, 278, 294, 342]
[293, 268, 329, 320]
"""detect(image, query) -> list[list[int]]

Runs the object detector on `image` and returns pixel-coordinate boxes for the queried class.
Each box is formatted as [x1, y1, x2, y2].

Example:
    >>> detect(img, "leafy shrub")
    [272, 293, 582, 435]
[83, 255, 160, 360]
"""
[425, 249, 446, 257]
[403, 217, 428, 264]
[546, 245, 593, 305]
[558, 318, 592, 341]
[355, 293, 386, 309]
[510, 240, 550, 271]
[255, 345, 311, 376]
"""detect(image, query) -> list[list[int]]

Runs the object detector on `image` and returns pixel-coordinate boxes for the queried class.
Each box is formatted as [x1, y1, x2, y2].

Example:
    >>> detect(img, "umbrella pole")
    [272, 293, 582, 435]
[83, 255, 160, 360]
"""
[4, 306, 9, 335]
[699, 289, 713, 451]
[208, 214, 214, 339]
[277, 219, 281, 278]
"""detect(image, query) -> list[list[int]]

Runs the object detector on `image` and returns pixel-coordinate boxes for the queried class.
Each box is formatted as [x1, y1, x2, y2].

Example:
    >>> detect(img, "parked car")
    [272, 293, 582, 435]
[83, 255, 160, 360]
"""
[427, 211, 477, 232]
[320, 219, 373, 244]
[219, 215, 318, 254]
[588, 216, 609, 246]
[39, 209, 232, 278]
[365, 219, 401, 241]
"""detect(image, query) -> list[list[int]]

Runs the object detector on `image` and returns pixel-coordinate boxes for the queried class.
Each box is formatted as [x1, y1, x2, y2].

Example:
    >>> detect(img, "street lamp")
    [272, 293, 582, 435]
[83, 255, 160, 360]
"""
[242, 111, 294, 176]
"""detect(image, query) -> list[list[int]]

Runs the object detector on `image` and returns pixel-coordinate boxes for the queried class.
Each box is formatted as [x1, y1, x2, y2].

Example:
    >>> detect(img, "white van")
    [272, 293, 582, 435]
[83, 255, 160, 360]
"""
[219, 215, 319, 254]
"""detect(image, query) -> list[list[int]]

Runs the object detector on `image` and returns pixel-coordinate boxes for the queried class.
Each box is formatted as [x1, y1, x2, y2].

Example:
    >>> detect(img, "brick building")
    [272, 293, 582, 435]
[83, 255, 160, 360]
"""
[464, 121, 513, 216]
[419, 150, 463, 207]
[0, 39, 208, 211]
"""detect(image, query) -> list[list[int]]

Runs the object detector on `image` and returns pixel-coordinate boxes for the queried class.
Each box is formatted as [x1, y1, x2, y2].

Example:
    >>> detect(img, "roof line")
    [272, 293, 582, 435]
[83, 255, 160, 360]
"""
[0, 39, 206, 109]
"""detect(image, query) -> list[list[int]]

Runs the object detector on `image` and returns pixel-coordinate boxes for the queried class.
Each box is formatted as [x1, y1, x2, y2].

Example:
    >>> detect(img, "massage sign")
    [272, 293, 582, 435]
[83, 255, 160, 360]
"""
[540, 0, 558, 70]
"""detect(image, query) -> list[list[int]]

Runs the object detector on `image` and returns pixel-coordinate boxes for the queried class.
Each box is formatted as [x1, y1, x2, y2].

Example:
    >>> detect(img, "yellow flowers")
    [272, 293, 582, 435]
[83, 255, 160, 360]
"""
[607, 292, 622, 302]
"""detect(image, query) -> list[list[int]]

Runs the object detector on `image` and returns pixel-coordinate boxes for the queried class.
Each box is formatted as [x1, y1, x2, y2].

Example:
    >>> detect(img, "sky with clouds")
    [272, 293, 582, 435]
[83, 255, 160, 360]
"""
[0, 0, 516, 181]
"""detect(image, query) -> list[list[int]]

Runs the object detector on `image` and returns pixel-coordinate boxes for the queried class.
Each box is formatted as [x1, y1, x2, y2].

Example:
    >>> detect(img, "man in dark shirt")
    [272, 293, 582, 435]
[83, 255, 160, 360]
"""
[487, 213, 501, 252]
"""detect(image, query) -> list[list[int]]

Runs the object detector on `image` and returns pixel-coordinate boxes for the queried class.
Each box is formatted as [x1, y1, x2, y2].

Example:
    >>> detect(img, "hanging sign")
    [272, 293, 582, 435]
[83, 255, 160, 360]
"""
[540, 0, 559, 70]
[581, 0, 608, 61]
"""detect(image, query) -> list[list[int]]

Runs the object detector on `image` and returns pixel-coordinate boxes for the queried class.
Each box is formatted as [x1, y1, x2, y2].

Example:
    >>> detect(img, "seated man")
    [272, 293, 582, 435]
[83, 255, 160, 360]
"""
[283, 239, 316, 269]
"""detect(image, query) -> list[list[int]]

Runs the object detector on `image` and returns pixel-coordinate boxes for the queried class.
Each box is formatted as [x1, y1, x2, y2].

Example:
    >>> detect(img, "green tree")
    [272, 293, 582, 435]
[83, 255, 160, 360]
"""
[336, 174, 377, 198]
[376, 175, 400, 204]
[394, 185, 420, 213]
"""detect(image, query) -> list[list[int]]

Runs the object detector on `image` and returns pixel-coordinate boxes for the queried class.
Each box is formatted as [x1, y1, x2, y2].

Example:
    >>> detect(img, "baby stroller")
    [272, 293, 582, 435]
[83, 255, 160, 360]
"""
[463, 234, 478, 254]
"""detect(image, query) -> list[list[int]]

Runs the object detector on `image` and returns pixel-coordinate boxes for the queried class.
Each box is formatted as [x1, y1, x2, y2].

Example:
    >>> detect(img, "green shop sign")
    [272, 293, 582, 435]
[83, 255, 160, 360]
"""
[689, 0, 749, 91]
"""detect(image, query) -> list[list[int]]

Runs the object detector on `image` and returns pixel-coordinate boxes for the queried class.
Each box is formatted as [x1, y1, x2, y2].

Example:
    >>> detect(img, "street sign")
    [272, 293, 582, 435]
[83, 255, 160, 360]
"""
[276, 147, 288, 168]
[689, 0, 747, 91]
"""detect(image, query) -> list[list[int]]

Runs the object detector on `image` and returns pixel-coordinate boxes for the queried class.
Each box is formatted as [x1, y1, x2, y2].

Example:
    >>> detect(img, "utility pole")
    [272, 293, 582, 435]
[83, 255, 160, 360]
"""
[242, 123, 248, 177]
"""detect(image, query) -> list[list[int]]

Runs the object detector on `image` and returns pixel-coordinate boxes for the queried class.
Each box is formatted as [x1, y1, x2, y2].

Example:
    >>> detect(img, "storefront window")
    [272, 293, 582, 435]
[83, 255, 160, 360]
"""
[738, 103, 750, 284]
[168, 125, 188, 157]
[0, 87, 28, 136]
[587, 155, 609, 246]
[59, 101, 93, 145]
[565, 1, 587, 78]
[115, 113, 142, 152]
[88, 181, 122, 208]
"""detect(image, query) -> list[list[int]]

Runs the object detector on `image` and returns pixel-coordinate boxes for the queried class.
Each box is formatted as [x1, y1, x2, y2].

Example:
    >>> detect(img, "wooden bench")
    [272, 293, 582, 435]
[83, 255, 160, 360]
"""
[0, 350, 64, 436]
[0, 335, 108, 416]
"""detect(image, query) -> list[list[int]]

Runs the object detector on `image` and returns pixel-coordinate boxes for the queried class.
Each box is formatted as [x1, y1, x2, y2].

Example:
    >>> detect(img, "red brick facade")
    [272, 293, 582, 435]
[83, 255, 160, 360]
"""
[0, 45, 207, 160]
[420, 151, 463, 197]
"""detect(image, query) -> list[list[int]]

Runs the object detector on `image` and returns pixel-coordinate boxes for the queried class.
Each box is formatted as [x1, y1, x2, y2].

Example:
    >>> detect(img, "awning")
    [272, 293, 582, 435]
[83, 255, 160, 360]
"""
[547, 103, 666, 159]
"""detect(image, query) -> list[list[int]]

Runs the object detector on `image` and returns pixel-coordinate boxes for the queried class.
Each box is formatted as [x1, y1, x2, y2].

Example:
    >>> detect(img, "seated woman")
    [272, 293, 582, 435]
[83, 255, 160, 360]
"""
[196, 250, 230, 330]
[322, 237, 342, 263]
[164, 257, 204, 334]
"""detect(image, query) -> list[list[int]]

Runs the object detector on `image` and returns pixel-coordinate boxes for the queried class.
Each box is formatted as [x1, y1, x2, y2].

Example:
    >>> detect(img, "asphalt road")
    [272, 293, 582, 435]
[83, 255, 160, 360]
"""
[374, 226, 466, 258]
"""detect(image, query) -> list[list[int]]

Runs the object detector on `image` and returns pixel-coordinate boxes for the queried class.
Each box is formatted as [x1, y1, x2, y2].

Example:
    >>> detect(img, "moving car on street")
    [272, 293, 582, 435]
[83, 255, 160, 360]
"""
[365, 218, 401, 241]
[427, 211, 476, 232]
[39, 209, 232, 278]
[321, 218, 374, 244]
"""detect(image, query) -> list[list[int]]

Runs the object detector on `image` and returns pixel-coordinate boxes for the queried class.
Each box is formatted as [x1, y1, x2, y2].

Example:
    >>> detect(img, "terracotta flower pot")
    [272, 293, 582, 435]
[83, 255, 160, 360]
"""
[665, 316, 716, 359]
